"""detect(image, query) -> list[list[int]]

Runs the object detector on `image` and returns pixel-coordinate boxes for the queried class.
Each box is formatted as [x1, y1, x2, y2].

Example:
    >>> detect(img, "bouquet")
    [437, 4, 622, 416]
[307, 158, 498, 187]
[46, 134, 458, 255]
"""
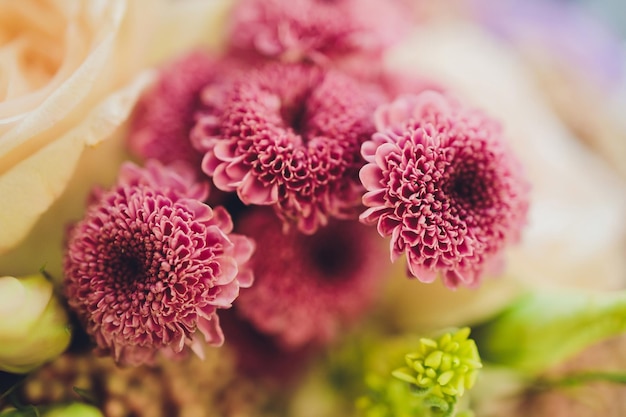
[1, 0, 625, 416]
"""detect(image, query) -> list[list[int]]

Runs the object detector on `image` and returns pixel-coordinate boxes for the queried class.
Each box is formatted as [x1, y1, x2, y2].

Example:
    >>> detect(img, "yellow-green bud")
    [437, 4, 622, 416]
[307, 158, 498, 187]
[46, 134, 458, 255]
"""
[0, 274, 72, 373]
[392, 327, 482, 415]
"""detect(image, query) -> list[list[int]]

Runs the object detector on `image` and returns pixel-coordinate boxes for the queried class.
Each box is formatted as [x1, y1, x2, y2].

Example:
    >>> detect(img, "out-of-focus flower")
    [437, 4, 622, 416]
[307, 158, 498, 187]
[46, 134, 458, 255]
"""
[467, 0, 624, 88]
[392, 327, 482, 416]
[472, 289, 626, 375]
[466, 0, 626, 180]
[220, 309, 318, 380]
[0, 274, 71, 374]
[127, 50, 217, 174]
[360, 92, 529, 288]
[232, 207, 389, 349]
[226, 0, 411, 65]
[63, 161, 254, 365]
[0, 0, 157, 254]
[192, 62, 386, 233]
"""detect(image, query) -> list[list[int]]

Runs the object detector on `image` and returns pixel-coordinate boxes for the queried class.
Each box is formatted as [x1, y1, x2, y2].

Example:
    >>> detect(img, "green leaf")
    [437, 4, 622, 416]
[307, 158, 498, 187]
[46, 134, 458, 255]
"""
[473, 290, 626, 374]
[0, 405, 40, 417]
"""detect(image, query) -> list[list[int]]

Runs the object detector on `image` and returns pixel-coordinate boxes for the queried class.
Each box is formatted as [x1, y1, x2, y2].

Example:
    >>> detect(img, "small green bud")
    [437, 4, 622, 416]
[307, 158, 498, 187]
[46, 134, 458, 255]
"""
[392, 328, 482, 415]
[0, 274, 72, 373]
[473, 290, 626, 374]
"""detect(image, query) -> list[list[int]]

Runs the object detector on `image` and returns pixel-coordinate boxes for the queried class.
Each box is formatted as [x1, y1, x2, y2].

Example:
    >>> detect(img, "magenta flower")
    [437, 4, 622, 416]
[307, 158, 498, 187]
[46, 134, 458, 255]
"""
[127, 51, 217, 174]
[360, 92, 530, 288]
[64, 161, 254, 365]
[232, 208, 389, 349]
[227, 0, 411, 64]
[192, 62, 386, 234]
[220, 309, 317, 380]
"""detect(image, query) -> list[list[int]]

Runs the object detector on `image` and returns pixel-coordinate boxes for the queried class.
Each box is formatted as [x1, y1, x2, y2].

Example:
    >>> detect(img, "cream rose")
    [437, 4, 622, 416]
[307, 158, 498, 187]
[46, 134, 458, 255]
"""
[0, 0, 157, 254]
[0, 0, 234, 275]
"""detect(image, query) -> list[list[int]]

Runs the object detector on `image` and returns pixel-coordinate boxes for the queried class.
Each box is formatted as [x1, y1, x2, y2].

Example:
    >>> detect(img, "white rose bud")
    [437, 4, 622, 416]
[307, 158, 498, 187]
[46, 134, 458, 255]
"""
[0, 274, 71, 374]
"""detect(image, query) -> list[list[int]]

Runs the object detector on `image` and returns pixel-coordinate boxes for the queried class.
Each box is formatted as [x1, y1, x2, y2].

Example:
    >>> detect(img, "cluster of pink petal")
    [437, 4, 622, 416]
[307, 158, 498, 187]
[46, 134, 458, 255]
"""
[360, 92, 530, 288]
[64, 162, 254, 365]
[233, 208, 388, 349]
[227, 0, 411, 64]
[192, 62, 386, 233]
[116, 159, 210, 202]
[127, 51, 217, 174]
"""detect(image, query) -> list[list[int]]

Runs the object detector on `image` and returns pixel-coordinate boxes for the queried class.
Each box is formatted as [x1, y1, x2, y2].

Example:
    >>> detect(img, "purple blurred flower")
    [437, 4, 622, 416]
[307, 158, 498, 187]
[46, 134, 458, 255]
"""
[469, 0, 624, 88]
[64, 161, 254, 365]
[360, 92, 530, 288]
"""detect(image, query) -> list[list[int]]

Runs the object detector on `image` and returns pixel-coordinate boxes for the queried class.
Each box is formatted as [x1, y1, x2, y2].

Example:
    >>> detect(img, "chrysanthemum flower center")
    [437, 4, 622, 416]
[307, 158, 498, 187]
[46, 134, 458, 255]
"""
[106, 235, 165, 298]
[280, 98, 309, 137]
[115, 249, 147, 286]
[446, 158, 497, 214]
[308, 227, 358, 279]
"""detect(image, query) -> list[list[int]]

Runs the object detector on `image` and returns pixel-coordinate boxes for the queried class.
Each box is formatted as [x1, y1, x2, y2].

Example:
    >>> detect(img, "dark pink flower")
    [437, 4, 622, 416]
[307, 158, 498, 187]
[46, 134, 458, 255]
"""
[220, 309, 317, 381]
[360, 92, 530, 289]
[227, 0, 411, 65]
[232, 208, 389, 349]
[191, 62, 386, 234]
[64, 162, 254, 365]
[127, 51, 217, 174]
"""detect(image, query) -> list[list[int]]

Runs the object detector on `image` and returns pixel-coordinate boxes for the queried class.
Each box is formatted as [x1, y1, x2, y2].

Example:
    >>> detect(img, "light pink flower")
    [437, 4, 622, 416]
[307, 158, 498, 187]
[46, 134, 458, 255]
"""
[127, 51, 217, 174]
[360, 92, 530, 288]
[192, 62, 386, 234]
[64, 161, 254, 365]
[232, 208, 389, 349]
[227, 0, 411, 64]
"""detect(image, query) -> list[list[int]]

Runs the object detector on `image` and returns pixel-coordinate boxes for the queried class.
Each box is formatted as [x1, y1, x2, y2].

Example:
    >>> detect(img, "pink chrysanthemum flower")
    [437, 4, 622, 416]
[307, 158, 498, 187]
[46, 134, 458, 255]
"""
[192, 62, 386, 234]
[64, 161, 254, 365]
[232, 208, 389, 349]
[127, 51, 217, 174]
[227, 0, 411, 65]
[360, 92, 530, 288]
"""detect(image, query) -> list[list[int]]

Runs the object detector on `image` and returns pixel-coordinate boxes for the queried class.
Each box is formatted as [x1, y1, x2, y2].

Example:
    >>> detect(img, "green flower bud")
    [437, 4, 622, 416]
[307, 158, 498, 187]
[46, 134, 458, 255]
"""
[473, 290, 626, 374]
[391, 328, 482, 416]
[0, 274, 71, 373]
